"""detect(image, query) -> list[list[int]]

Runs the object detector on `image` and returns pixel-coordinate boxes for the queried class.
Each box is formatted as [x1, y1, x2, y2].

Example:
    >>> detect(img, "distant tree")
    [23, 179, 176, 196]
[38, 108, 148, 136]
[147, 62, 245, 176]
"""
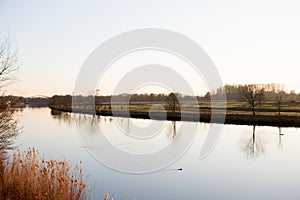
[271, 84, 286, 117]
[51, 95, 72, 108]
[149, 93, 156, 102]
[203, 92, 211, 101]
[289, 90, 297, 102]
[167, 93, 179, 113]
[239, 84, 265, 116]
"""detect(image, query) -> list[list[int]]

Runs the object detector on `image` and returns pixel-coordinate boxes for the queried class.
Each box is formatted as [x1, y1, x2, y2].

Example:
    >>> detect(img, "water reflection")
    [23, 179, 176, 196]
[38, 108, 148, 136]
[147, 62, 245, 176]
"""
[50, 110, 180, 142]
[168, 121, 177, 139]
[17, 108, 300, 199]
[51, 111, 288, 160]
[88, 115, 99, 133]
[50, 110, 73, 126]
[125, 118, 130, 133]
[278, 127, 283, 150]
[241, 126, 265, 159]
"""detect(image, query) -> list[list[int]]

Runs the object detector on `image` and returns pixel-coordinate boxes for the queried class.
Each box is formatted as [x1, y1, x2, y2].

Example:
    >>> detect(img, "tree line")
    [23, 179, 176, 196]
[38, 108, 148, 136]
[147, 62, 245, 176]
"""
[48, 83, 300, 116]
[52, 84, 298, 104]
[207, 83, 295, 116]
[205, 84, 297, 102]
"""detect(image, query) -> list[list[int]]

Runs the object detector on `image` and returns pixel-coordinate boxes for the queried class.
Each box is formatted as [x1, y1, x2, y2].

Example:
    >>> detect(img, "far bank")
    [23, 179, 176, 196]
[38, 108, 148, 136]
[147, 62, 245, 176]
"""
[50, 106, 300, 128]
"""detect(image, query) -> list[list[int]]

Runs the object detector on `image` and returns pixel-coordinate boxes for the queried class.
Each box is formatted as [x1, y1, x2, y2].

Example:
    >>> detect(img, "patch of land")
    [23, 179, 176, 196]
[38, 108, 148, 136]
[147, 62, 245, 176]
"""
[50, 101, 300, 127]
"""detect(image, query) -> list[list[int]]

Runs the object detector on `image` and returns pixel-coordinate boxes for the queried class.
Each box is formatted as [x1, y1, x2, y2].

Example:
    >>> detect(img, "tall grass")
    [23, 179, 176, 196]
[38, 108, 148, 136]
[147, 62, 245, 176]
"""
[0, 147, 88, 200]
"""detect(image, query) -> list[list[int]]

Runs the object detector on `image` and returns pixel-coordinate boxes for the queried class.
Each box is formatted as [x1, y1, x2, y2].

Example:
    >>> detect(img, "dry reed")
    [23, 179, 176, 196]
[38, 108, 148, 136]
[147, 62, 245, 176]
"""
[0, 147, 87, 200]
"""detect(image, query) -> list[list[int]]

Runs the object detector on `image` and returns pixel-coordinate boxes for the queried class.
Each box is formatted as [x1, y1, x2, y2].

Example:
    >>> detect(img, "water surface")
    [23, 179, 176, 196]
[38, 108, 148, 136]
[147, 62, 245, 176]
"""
[15, 108, 300, 200]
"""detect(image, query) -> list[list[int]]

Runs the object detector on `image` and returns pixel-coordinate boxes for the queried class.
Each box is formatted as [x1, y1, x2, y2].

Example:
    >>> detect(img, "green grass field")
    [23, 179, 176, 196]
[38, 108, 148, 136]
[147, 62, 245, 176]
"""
[91, 101, 300, 117]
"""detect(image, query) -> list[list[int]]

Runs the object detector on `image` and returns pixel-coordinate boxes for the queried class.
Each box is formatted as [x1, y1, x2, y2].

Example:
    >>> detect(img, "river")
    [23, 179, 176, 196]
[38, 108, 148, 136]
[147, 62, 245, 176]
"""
[13, 107, 300, 200]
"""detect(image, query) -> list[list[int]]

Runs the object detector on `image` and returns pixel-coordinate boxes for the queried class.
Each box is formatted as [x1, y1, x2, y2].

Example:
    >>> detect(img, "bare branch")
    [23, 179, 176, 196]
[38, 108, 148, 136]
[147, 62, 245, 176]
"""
[0, 36, 20, 154]
[0, 36, 19, 89]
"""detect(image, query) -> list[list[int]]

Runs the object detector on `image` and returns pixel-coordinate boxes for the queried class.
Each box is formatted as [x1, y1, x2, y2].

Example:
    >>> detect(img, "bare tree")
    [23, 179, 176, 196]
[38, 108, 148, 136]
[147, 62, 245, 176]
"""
[239, 84, 265, 116]
[167, 92, 179, 113]
[0, 37, 19, 87]
[271, 84, 286, 117]
[0, 36, 19, 155]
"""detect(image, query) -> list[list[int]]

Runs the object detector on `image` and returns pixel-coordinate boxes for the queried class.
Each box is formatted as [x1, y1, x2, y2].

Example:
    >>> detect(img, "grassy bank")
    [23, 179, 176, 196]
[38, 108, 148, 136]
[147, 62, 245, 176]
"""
[50, 101, 300, 127]
[67, 101, 300, 116]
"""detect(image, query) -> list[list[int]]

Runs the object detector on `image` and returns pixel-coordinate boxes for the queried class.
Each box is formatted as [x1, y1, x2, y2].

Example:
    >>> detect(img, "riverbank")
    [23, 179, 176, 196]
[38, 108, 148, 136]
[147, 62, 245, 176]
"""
[50, 106, 300, 127]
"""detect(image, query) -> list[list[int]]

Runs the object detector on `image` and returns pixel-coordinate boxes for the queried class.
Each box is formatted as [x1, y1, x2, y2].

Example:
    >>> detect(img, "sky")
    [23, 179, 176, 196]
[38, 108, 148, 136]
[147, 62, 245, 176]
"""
[0, 0, 300, 97]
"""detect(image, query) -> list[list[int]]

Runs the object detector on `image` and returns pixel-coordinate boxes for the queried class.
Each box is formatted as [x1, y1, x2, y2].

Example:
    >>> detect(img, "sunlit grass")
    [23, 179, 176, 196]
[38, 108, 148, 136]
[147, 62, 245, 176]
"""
[58, 100, 300, 117]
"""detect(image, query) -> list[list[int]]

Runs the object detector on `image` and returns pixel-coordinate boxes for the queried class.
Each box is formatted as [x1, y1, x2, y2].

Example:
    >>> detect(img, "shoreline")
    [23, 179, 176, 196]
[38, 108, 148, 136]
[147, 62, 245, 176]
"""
[50, 106, 300, 127]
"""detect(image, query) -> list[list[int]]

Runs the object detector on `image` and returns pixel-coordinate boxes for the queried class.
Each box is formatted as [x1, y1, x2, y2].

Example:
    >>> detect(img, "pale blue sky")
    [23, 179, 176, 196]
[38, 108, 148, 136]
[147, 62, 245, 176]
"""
[1, 0, 300, 96]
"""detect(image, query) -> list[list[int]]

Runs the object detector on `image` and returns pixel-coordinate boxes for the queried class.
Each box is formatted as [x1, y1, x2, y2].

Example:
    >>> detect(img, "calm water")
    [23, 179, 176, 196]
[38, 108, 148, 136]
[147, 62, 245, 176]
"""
[14, 107, 300, 200]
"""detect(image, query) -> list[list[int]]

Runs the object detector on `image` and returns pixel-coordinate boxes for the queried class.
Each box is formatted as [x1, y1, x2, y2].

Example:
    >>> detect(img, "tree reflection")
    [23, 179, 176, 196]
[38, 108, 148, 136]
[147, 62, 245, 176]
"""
[50, 110, 72, 126]
[88, 115, 100, 133]
[51, 110, 99, 131]
[168, 121, 177, 139]
[126, 118, 130, 133]
[278, 127, 283, 150]
[241, 126, 265, 159]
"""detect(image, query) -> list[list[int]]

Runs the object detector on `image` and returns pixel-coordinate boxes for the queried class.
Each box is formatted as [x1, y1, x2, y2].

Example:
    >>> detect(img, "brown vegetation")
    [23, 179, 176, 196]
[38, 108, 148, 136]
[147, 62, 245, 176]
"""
[0, 99, 19, 154]
[0, 148, 88, 200]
